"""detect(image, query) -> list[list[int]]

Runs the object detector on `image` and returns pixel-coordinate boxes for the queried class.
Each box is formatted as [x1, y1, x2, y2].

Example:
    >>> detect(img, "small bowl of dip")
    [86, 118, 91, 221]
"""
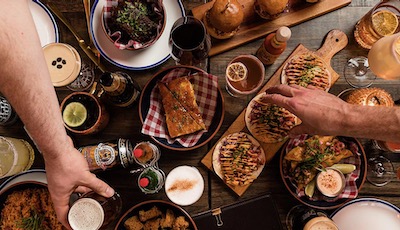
[316, 167, 346, 198]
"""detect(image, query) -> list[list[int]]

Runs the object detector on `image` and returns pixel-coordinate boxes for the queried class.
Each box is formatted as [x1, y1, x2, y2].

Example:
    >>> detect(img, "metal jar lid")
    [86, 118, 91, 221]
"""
[0, 96, 18, 126]
[118, 138, 134, 168]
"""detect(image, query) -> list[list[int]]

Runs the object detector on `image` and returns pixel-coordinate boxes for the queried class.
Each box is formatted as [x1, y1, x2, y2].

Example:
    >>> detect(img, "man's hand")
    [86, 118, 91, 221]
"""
[44, 147, 115, 229]
[263, 84, 350, 137]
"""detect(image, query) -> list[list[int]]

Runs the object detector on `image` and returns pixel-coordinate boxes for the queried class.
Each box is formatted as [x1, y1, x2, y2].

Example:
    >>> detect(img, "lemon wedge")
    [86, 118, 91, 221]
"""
[63, 102, 87, 127]
[226, 62, 248, 82]
[372, 10, 399, 36]
[331, 164, 356, 174]
[305, 178, 316, 198]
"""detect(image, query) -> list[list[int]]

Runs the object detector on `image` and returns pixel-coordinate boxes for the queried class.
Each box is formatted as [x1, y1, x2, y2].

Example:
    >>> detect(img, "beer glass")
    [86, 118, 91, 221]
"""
[170, 16, 211, 69]
[286, 205, 338, 230]
[68, 191, 122, 230]
[0, 136, 35, 179]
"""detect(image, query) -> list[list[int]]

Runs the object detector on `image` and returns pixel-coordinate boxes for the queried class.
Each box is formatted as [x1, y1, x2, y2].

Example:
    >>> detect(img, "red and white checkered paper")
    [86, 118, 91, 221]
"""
[103, 0, 164, 50]
[141, 68, 219, 147]
[285, 135, 361, 202]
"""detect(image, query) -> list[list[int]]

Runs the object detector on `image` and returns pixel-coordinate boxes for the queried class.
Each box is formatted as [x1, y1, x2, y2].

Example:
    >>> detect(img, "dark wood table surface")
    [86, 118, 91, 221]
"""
[1, 0, 400, 229]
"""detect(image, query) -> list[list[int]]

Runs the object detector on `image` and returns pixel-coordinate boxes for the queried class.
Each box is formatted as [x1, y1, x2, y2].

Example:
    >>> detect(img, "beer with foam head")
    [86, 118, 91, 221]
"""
[68, 198, 104, 230]
[68, 192, 122, 230]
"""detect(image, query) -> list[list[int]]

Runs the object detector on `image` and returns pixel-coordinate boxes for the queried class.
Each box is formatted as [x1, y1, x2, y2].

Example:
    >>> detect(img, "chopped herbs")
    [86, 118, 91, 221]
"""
[110, 0, 161, 43]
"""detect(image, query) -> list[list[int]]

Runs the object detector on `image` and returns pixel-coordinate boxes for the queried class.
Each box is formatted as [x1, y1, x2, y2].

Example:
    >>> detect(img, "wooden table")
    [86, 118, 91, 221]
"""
[1, 0, 400, 229]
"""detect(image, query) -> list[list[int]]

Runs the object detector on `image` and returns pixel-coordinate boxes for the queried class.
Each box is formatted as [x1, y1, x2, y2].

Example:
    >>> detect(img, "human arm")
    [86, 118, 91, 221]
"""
[263, 84, 400, 142]
[0, 0, 114, 228]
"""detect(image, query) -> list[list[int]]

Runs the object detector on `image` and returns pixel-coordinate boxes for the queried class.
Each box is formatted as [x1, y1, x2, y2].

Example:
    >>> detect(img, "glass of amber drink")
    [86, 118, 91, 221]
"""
[354, 0, 400, 50]
[368, 32, 400, 79]
[0, 136, 35, 179]
[225, 55, 265, 97]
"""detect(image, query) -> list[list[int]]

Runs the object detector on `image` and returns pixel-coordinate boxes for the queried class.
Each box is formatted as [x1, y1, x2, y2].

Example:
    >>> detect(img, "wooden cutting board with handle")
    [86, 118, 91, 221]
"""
[192, 0, 351, 56]
[201, 29, 349, 196]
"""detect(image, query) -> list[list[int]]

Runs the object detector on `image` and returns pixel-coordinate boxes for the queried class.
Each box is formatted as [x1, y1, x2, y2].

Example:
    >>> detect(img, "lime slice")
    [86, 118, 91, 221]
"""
[372, 10, 399, 36]
[330, 164, 356, 174]
[305, 178, 316, 198]
[62, 102, 87, 127]
[226, 62, 248, 82]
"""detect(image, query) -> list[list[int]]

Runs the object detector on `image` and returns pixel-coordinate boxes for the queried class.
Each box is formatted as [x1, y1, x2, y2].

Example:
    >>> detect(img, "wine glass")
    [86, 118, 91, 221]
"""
[343, 56, 376, 88]
[345, 32, 400, 88]
[169, 16, 211, 70]
[366, 144, 395, 187]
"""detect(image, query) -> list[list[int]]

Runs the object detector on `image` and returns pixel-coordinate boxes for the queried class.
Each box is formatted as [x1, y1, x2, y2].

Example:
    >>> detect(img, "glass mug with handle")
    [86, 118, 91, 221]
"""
[60, 84, 110, 135]
[68, 191, 122, 230]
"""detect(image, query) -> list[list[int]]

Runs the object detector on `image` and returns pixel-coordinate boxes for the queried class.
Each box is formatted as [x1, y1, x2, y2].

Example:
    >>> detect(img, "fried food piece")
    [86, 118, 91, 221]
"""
[124, 215, 144, 230]
[172, 216, 190, 230]
[166, 77, 206, 130]
[160, 209, 176, 228]
[138, 206, 162, 222]
[143, 218, 161, 230]
[158, 82, 204, 138]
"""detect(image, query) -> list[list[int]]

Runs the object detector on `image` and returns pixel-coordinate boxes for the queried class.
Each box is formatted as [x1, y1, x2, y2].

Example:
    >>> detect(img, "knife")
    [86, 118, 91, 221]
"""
[45, 2, 106, 73]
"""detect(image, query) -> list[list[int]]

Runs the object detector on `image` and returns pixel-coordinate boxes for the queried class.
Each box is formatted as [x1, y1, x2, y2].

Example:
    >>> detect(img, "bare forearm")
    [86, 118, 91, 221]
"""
[0, 0, 73, 159]
[341, 104, 400, 142]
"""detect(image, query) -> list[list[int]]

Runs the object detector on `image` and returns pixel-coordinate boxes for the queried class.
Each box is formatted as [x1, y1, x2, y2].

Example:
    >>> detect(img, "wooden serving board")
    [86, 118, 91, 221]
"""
[192, 0, 351, 56]
[201, 29, 349, 196]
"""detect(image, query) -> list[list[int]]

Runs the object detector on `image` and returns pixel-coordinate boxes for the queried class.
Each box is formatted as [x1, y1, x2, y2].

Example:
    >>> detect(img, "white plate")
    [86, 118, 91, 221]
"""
[330, 198, 400, 230]
[90, 0, 185, 70]
[28, 0, 59, 47]
[0, 169, 47, 193]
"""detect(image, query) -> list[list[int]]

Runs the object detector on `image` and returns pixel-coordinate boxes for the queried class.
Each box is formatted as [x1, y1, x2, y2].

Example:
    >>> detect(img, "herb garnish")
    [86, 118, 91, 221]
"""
[17, 210, 44, 230]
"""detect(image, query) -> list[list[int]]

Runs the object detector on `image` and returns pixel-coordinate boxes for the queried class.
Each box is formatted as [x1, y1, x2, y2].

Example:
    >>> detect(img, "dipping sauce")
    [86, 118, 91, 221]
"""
[316, 168, 345, 197]
[165, 165, 204, 206]
[133, 141, 160, 166]
[303, 216, 339, 230]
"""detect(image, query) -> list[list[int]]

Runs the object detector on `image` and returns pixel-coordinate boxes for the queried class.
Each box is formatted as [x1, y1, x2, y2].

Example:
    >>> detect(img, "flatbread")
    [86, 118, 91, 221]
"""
[212, 132, 266, 186]
[158, 82, 204, 138]
[165, 77, 206, 130]
[281, 53, 331, 91]
[245, 93, 299, 143]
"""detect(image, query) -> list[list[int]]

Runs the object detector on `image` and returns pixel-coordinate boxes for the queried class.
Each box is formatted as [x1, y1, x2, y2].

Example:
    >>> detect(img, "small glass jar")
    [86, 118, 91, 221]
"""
[133, 141, 161, 166]
[137, 166, 165, 194]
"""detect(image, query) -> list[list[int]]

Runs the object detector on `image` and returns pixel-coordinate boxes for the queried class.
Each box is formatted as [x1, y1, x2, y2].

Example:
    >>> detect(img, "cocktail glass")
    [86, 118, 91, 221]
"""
[0, 136, 35, 179]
